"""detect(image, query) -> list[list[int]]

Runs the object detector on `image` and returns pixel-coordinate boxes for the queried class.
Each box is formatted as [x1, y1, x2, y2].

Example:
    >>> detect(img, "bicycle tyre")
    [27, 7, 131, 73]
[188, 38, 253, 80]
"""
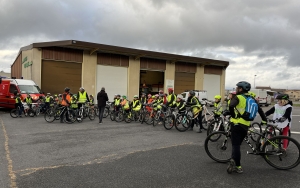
[201, 115, 208, 130]
[175, 114, 191, 132]
[153, 112, 161, 127]
[44, 109, 56, 123]
[103, 107, 109, 118]
[88, 109, 96, 120]
[110, 111, 116, 121]
[28, 109, 35, 117]
[64, 110, 76, 124]
[250, 122, 262, 142]
[145, 113, 153, 125]
[163, 115, 174, 130]
[204, 131, 232, 163]
[262, 135, 300, 170]
[115, 112, 124, 122]
[10, 109, 18, 118]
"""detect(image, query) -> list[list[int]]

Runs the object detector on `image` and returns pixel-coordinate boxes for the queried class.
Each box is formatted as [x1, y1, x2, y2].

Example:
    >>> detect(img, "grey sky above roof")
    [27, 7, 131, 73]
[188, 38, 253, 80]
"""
[0, 0, 299, 89]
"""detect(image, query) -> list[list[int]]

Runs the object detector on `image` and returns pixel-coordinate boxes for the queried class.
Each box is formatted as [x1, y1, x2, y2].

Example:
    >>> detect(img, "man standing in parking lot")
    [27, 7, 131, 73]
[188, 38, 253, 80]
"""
[97, 87, 108, 124]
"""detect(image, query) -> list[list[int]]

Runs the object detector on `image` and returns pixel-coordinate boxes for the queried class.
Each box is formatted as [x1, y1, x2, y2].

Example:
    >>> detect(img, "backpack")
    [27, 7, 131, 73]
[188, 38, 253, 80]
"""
[236, 94, 258, 121]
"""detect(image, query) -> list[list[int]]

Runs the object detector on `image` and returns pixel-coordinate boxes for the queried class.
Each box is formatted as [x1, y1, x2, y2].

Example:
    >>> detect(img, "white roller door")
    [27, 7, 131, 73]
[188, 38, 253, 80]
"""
[203, 74, 220, 100]
[96, 65, 128, 101]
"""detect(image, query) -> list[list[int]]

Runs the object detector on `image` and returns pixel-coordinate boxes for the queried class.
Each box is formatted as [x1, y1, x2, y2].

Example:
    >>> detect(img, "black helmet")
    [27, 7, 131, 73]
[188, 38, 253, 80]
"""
[276, 94, 289, 100]
[64, 87, 70, 92]
[236, 81, 251, 91]
[189, 90, 195, 96]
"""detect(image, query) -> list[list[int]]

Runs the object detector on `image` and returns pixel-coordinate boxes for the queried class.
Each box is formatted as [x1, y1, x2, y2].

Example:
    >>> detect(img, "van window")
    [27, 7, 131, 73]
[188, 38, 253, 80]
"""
[9, 84, 18, 94]
[18, 85, 41, 94]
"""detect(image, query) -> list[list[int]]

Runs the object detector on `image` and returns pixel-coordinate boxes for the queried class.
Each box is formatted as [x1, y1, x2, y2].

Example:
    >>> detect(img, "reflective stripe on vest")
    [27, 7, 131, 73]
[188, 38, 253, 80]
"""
[133, 100, 141, 110]
[115, 99, 120, 106]
[78, 91, 87, 103]
[167, 94, 176, 105]
[231, 95, 250, 126]
[26, 97, 32, 104]
[45, 96, 51, 103]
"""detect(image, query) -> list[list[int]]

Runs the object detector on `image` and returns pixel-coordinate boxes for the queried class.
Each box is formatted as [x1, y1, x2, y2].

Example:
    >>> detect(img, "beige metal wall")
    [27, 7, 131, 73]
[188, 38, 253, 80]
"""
[164, 61, 175, 93]
[82, 51, 97, 96]
[128, 57, 140, 101]
[21, 49, 42, 86]
[195, 64, 204, 90]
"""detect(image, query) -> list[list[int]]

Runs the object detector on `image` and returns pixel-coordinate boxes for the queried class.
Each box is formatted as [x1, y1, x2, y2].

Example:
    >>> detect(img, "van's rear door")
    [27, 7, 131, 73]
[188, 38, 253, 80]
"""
[0, 80, 11, 107]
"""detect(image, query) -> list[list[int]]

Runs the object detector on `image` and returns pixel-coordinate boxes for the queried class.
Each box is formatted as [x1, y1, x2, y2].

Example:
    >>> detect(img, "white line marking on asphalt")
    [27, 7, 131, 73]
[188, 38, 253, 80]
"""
[292, 115, 300, 116]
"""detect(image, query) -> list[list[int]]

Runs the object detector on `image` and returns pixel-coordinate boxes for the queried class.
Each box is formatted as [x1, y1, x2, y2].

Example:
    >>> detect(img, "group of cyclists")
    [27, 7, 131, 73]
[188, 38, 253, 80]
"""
[12, 81, 294, 174]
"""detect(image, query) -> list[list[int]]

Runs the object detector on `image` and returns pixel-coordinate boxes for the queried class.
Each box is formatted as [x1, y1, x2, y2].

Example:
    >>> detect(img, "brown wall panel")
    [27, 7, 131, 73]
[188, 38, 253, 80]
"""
[11, 53, 22, 78]
[204, 65, 222, 75]
[41, 60, 82, 95]
[140, 57, 166, 70]
[97, 53, 129, 67]
[175, 62, 196, 73]
[174, 72, 195, 94]
[42, 47, 83, 62]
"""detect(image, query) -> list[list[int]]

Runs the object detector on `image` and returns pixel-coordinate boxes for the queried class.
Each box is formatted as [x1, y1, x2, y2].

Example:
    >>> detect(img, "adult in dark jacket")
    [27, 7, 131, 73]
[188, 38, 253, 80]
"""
[97, 87, 109, 124]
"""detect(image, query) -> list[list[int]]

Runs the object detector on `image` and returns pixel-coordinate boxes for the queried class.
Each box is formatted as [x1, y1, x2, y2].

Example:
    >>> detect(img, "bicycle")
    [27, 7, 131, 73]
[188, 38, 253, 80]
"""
[102, 101, 113, 118]
[206, 112, 230, 136]
[163, 107, 178, 130]
[115, 107, 132, 123]
[204, 123, 300, 170]
[201, 98, 214, 130]
[44, 105, 76, 124]
[10, 104, 26, 118]
[173, 109, 193, 132]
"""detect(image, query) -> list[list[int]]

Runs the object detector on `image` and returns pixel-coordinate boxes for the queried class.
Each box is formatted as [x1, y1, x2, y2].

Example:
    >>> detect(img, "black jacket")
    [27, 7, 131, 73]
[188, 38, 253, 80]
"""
[97, 90, 108, 107]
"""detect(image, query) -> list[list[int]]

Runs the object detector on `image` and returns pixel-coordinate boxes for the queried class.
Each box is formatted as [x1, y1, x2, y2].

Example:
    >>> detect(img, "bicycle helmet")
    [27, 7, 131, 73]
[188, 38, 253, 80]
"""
[168, 88, 173, 92]
[152, 95, 156, 99]
[79, 87, 84, 90]
[64, 87, 70, 92]
[134, 95, 138, 98]
[155, 94, 159, 98]
[236, 81, 251, 91]
[117, 94, 121, 97]
[148, 94, 152, 97]
[276, 94, 289, 100]
[122, 95, 127, 99]
[214, 95, 222, 100]
[189, 90, 195, 96]
[47, 93, 51, 95]
[159, 90, 164, 94]
[177, 94, 183, 100]
[229, 91, 236, 95]
[248, 92, 256, 98]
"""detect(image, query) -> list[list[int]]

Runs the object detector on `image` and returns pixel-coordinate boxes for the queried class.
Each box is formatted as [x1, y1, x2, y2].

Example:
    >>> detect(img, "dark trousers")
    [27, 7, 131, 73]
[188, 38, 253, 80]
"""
[98, 106, 105, 123]
[190, 110, 203, 129]
[231, 124, 248, 166]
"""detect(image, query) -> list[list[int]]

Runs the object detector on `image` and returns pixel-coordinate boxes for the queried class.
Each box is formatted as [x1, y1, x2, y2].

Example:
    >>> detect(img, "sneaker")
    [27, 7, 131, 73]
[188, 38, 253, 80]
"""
[227, 159, 243, 174]
[19, 115, 22, 118]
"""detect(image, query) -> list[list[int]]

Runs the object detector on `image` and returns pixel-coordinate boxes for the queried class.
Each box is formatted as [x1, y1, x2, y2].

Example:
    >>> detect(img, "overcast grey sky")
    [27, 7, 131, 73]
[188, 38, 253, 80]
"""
[0, 0, 299, 89]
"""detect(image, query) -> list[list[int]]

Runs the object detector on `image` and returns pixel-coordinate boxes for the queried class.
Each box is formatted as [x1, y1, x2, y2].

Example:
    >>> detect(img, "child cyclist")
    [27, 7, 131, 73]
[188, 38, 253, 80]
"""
[265, 94, 293, 150]
[131, 95, 141, 120]
[120, 95, 130, 114]
[15, 93, 24, 117]
[213, 95, 223, 116]
[175, 94, 186, 114]
[186, 90, 203, 132]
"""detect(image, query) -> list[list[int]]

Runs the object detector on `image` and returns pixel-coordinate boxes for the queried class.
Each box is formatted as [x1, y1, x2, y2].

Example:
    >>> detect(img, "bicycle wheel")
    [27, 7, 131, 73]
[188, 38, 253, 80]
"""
[115, 112, 124, 122]
[28, 109, 35, 117]
[110, 111, 116, 121]
[262, 135, 300, 170]
[163, 115, 174, 130]
[175, 114, 191, 132]
[153, 112, 161, 127]
[201, 115, 208, 130]
[249, 122, 262, 142]
[205, 131, 232, 163]
[10, 109, 18, 118]
[146, 113, 154, 125]
[103, 107, 109, 118]
[35, 108, 41, 116]
[88, 109, 96, 120]
[64, 110, 76, 124]
[44, 109, 56, 123]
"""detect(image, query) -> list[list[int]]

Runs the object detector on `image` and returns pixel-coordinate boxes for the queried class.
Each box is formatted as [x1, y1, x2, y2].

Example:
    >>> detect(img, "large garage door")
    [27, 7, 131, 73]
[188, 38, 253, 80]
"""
[41, 60, 82, 95]
[174, 72, 195, 95]
[97, 65, 128, 101]
[203, 74, 220, 100]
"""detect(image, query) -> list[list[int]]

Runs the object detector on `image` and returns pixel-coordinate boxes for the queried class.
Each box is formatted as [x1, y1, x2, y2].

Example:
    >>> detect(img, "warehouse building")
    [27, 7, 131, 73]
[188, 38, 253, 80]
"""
[11, 40, 229, 100]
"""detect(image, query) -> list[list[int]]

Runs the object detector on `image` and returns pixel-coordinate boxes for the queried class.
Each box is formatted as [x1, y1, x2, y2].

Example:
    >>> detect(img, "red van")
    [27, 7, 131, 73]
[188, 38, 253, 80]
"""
[0, 78, 44, 109]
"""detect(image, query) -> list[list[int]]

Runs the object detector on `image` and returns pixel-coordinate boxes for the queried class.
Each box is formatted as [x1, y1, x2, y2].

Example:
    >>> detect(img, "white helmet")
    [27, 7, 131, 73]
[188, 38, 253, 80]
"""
[177, 94, 183, 100]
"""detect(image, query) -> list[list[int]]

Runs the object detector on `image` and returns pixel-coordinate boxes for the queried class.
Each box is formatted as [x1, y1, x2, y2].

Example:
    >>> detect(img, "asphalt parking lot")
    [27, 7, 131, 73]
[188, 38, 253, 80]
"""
[0, 106, 300, 188]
